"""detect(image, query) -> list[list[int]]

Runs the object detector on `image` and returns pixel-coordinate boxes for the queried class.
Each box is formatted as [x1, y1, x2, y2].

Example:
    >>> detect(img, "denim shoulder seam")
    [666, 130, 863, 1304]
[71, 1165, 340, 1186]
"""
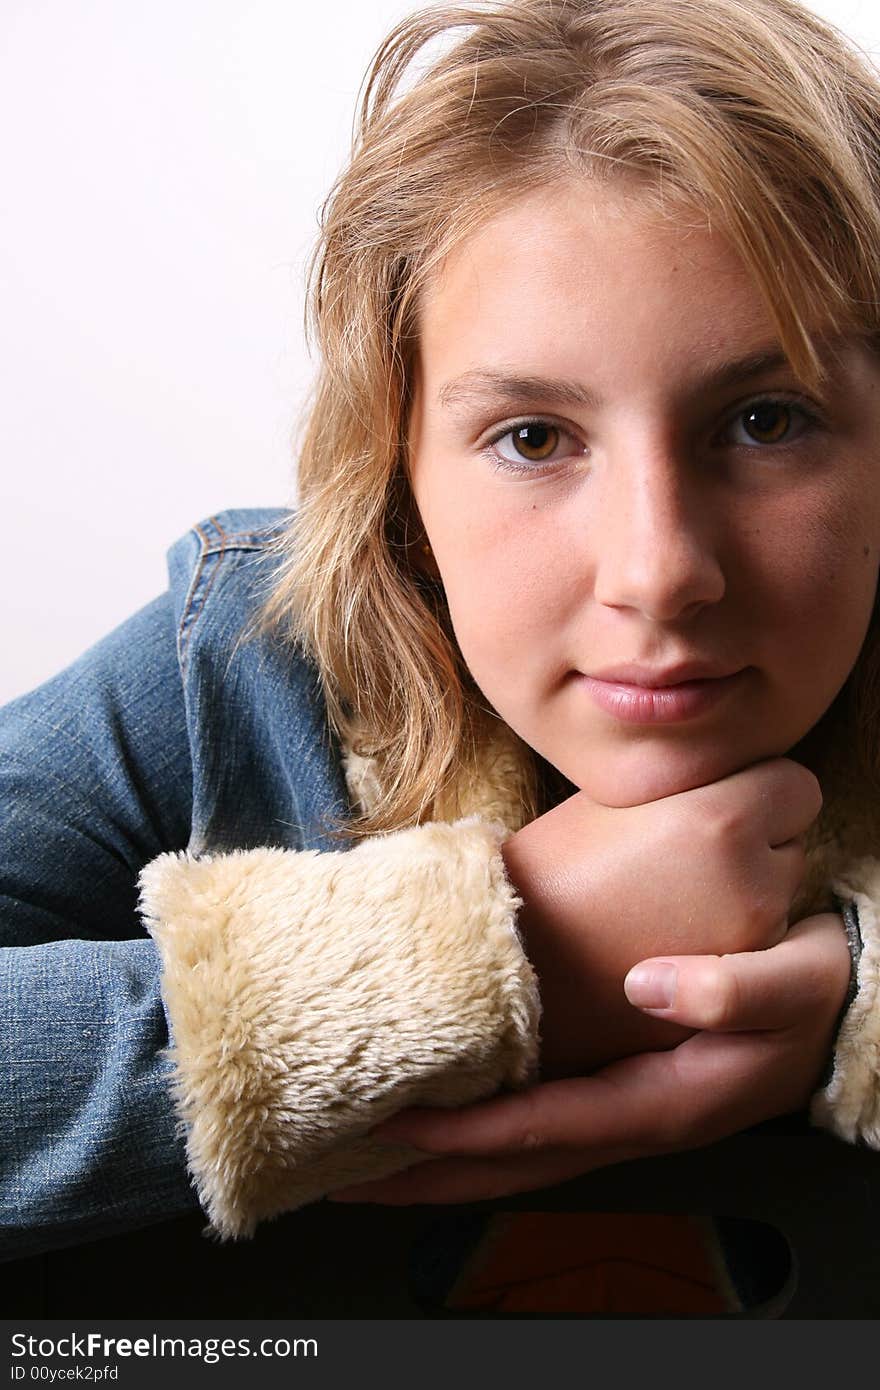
[176, 515, 281, 675]
[196, 512, 284, 557]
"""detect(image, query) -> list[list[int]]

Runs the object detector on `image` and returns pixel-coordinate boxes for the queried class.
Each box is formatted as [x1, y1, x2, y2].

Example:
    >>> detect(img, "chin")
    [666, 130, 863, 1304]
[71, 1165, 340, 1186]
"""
[561, 741, 755, 808]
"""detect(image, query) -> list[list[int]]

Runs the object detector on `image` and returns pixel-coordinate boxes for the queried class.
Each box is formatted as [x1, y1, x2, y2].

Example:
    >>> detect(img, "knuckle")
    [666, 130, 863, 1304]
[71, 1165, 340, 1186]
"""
[791, 762, 823, 817]
[722, 861, 794, 948]
[680, 783, 739, 840]
[696, 959, 741, 1029]
[630, 1064, 696, 1152]
[515, 1128, 544, 1152]
[651, 1055, 728, 1151]
[700, 799, 747, 846]
[773, 759, 822, 828]
[734, 892, 788, 951]
[509, 1091, 549, 1153]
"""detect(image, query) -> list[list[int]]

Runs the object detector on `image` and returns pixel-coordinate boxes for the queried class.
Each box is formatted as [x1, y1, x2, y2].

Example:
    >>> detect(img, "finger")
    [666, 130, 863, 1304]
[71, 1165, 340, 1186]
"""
[765, 759, 823, 845]
[714, 757, 822, 846]
[329, 1147, 612, 1205]
[369, 1083, 578, 1154]
[350, 1022, 810, 1197]
[623, 911, 849, 1031]
[368, 1082, 598, 1155]
[770, 835, 807, 914]
[369, 1051, 688, 1158]
[338, 1033, 795, 1201]
[652, 1026, 802, 1137]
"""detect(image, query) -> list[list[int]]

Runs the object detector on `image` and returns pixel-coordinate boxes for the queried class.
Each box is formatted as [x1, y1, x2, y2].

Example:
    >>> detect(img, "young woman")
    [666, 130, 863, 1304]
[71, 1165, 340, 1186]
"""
[2, 0, 877, 1269]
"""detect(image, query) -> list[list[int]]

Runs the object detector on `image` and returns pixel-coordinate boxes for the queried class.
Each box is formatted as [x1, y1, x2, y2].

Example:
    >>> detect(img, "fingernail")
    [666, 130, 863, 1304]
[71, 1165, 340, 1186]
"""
[624, 962, 677, 1010]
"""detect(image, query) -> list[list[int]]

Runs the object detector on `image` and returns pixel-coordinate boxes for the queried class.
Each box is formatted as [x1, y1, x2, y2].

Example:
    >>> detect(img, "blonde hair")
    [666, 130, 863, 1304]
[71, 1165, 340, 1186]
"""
[259, 0, 880, 833]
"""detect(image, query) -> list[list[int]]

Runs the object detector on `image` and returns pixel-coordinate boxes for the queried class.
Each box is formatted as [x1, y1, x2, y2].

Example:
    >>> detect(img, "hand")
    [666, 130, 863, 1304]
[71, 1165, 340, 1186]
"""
[502, 757, 822, 1074]
[330, 912, 851, 1205]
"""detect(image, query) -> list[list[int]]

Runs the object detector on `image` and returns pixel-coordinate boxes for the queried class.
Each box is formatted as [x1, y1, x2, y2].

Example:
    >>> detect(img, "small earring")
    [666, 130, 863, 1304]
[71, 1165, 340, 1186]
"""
[420, 542, 432, 557]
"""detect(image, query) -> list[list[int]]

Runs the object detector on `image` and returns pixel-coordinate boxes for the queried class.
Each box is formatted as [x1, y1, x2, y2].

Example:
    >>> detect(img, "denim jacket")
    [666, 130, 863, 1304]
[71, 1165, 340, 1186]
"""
[0, 509, 540, 1259]
[0, 513, 314, 1254]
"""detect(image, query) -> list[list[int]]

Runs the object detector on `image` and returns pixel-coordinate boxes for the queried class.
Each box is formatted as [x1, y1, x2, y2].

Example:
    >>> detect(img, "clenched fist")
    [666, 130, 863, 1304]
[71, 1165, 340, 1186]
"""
[501, 758, 822, 1076]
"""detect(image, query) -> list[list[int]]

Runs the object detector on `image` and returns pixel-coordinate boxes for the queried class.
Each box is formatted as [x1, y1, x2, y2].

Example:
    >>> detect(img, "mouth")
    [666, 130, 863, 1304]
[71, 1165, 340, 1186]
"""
[578, 667, 749, 725]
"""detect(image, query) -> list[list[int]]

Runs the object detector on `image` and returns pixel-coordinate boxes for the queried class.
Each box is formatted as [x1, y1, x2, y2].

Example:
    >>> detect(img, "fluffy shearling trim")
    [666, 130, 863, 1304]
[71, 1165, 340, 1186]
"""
[810, 857, 880, 1148]
[139, 819, 540, 1239]
[343, 719, 536, 831]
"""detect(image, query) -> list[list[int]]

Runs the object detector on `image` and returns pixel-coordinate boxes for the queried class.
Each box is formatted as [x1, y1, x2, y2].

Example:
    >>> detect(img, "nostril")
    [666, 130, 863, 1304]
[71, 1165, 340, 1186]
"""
[593, 536, 725, 620]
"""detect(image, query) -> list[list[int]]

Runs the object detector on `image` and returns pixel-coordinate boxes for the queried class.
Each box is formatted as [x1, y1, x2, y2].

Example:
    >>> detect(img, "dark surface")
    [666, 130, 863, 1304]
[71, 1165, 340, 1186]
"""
[4, 1118, 879, 1319]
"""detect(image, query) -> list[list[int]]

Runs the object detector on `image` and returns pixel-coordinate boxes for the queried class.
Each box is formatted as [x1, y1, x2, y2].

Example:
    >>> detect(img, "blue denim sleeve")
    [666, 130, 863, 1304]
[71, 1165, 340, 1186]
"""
[0, 594, 201, 1259]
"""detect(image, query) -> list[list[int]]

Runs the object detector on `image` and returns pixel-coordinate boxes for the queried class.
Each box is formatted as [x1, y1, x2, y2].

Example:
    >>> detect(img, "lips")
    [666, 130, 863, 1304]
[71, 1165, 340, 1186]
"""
[588, 661, 741, 688]
[579, 666, 748, 724]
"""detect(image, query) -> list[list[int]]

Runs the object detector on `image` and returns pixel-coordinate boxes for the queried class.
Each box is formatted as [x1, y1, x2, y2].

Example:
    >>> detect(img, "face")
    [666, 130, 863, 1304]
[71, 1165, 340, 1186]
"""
[407, 180, 880, 806]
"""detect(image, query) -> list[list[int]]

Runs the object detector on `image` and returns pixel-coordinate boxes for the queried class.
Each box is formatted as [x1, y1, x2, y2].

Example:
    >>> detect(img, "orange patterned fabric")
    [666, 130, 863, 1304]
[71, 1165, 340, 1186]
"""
[444, 1212, 740, 1316]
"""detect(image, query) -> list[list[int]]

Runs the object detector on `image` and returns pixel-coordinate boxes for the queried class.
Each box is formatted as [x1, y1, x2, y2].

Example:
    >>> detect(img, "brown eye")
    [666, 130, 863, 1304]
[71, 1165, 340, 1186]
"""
[512, 423, 560, 460]
[490, 419, 584, 471]
[742, 402, 792, 444]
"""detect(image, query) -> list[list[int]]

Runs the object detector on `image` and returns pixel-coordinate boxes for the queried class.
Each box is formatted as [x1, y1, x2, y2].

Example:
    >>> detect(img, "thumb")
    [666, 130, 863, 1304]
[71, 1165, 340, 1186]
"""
[623, 912, 849, 1032]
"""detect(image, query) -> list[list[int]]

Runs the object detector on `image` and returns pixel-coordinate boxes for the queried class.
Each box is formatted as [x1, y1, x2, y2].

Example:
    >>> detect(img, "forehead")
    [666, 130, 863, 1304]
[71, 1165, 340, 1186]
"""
[422, 178, 743, 296]
[415, 178, 775, 390]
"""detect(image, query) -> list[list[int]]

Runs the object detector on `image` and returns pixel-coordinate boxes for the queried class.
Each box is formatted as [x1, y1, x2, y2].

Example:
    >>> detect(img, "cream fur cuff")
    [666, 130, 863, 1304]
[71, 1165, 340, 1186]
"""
[138, 819, 540, 1239]
[810, 857, 880, 1148]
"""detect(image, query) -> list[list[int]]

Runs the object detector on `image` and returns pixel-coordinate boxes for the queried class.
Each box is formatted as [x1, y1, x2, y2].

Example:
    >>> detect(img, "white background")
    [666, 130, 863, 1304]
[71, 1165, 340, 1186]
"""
[1, 0, 877, 702]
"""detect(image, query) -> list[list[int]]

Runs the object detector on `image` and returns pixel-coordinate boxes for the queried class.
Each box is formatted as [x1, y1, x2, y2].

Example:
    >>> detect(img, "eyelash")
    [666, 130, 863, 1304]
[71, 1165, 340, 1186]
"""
[481, 417, 583, 474]
[715, 394, 823, 450]
[481, 394, 825, 475]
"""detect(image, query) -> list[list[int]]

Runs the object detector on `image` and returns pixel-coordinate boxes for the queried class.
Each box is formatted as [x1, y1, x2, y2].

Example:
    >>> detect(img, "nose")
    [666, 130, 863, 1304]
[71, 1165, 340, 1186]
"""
[591, 446, 725, 622]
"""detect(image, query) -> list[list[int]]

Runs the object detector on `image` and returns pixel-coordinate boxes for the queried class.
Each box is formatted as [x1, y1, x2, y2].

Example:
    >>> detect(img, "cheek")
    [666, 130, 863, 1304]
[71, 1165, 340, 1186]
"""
[435, 512, 567, 661]
[443, 551, 548, 672]
[743, 493, 880, 684]
[422, 500, 571, 719]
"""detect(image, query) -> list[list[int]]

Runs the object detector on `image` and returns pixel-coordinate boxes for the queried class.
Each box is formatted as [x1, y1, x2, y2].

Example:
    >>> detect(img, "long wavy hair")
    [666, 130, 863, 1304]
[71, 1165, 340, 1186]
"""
[258, 0, 880, 833]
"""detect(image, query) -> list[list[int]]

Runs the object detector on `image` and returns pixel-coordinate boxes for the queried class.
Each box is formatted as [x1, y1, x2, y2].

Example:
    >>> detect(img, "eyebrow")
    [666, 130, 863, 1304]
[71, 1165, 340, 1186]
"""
[436, 348, 812, 413]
